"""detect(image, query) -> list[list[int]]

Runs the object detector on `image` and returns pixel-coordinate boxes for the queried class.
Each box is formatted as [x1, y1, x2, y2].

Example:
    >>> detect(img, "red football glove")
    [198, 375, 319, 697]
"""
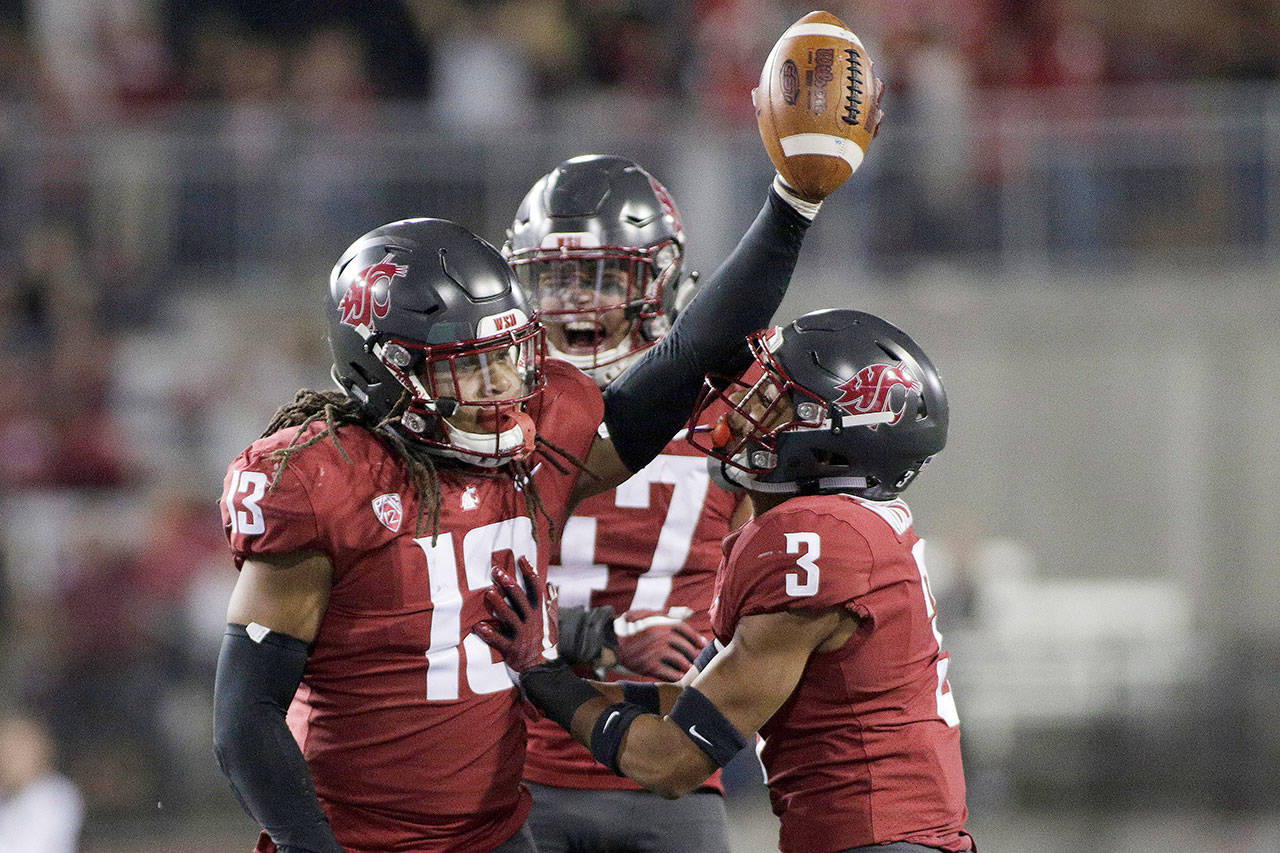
[474, 556, 559, 677]
[613, 607, 706, 682]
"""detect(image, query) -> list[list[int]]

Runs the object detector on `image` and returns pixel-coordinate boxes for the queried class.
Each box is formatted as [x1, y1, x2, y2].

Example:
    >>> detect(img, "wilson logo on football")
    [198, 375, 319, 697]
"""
[808, 48, 835, 115]
[835, 364, 922, 429]
[340, 254, 407, 331]
[371, 493, 404, 533]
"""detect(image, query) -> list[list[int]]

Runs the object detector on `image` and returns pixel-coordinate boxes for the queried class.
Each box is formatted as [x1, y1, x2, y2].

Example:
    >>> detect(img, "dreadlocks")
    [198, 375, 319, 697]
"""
[260, 388, 561, 542]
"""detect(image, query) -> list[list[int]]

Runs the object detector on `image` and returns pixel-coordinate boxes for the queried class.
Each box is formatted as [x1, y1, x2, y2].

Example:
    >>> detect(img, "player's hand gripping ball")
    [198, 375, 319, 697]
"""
[754, 10, 884, 202]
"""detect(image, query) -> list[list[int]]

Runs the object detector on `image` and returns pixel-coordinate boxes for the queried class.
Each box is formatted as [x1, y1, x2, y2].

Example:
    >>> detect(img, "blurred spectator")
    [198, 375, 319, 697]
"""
[427, 2, 537, 132]
[0, 324, 135, 491]
[163, 0, 428, 99]
[1221, 0, 1280, 81]
[0, 709, 84, 853]
[36, 518, 167, 817]
[689, 0, 800, 123]
[285, 26, 381, 261]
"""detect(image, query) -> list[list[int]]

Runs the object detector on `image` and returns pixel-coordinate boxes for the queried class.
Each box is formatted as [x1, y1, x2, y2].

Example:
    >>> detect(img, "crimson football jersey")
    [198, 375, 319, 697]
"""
[524, 423, 740, 791]
[711, 494, 974, 853]
[219, 361, 602, 853]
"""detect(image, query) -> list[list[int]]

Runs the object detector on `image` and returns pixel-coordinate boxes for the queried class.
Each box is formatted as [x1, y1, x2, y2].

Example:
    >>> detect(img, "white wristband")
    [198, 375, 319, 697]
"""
[771, 174, 822, 220]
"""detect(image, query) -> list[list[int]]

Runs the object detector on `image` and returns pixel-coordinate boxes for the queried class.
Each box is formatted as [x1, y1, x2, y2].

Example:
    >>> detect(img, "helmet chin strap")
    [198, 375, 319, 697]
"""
[433, 410, 536, 468]
[711, 456, 869, 495]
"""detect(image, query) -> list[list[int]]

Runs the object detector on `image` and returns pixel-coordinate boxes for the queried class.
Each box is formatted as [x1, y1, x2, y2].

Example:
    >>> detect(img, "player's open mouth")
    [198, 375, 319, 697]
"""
[560, 320, 608, 352]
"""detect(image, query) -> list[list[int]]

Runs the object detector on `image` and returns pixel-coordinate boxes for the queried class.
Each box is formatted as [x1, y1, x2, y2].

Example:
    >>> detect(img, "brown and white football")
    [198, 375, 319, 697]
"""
[754, 10, 879, 201]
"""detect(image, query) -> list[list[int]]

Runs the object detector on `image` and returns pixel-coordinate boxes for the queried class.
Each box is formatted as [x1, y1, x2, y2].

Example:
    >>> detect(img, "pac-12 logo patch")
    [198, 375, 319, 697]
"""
[372, 493, 404, 532]
[340, 254, 407, 331]
[835, 364, 922, 428]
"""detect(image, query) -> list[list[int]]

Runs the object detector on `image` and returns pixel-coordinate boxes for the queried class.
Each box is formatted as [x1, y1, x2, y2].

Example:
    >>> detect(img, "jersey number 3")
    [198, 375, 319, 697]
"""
[784, 532, 821, 597]
[784, 531, 960, 727]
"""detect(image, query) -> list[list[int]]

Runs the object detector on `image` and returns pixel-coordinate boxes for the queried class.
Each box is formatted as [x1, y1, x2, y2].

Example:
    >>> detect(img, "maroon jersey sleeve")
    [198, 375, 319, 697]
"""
[716, 499, 876, 629]
[528, 358, 606, 533]
[220, 427, 325, 568]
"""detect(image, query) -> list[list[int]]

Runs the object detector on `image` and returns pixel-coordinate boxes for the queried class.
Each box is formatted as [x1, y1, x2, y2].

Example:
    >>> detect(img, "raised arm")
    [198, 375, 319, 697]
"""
[567, 180, 819, 507]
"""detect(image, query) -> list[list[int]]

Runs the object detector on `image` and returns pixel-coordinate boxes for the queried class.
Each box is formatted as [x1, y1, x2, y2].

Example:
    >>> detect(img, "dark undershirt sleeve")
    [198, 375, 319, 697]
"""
[213, 624, 345, 853]
[603, 186, 812, 473]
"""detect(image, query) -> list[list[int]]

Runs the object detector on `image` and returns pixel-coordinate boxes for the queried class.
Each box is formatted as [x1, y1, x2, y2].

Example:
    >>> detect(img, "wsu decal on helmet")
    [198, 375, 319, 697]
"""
[371, 493, 404, 533]
[340, 254, 407, 331]
[836, 364, 922, 428]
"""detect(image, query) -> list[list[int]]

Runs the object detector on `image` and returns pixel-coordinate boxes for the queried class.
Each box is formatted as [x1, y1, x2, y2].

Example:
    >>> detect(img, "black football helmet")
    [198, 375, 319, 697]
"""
[504, 155, 687, 386]
[687, 309, 948, 499]
[326, 218, 545, 466]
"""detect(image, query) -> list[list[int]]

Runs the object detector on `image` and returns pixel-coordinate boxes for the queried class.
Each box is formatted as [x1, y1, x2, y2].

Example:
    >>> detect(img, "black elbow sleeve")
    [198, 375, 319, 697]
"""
[213, 624, 343, 853]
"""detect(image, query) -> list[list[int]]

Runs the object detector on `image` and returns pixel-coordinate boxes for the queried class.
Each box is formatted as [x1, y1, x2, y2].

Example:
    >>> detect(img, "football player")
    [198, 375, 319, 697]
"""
[478, 309, 977, 853]
[503, 155, 747, 852]
[212, 165, 843, 851]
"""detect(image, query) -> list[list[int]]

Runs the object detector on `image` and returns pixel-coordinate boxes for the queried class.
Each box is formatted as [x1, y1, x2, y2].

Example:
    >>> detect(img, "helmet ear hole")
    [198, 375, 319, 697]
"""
[810, 448, 850, 468]
[349, 361, 379, 385]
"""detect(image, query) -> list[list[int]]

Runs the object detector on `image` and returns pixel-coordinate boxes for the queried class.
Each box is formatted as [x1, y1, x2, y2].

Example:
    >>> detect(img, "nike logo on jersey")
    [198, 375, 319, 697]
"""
[603, 710, 622, 732]
[688, 724, 712, 746]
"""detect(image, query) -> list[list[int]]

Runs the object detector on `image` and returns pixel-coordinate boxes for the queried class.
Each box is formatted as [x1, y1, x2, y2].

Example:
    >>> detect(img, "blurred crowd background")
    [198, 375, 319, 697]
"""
[0, 1, 1278, 851]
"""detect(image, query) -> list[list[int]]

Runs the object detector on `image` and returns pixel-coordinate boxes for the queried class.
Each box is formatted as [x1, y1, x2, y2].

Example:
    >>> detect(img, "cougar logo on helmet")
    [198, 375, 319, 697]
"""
[836, 364, 921, 428]
[340, 254, 407, 330]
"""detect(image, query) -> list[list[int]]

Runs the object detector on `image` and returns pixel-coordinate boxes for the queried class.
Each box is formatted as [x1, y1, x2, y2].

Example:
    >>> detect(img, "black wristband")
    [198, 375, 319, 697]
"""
[692, 638, 721, 672]
[557, 605, 619, 667]
[668, 686, 748, 768]
[519, 661, 603, 731]
[589, 701, 648, 776]
[620, 681, 662, 714]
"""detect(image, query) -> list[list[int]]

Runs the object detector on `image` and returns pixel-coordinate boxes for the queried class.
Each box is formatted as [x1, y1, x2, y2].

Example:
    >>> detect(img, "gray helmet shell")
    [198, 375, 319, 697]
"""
[505, 155, 687, 383]
[326, 217, 540, 461]
[695, 309, 948, 500]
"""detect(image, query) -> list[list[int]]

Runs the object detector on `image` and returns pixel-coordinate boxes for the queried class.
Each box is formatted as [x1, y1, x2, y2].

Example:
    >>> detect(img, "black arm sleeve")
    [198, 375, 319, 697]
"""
[603, 186, 812, 472]
[213, 624, 344, 853]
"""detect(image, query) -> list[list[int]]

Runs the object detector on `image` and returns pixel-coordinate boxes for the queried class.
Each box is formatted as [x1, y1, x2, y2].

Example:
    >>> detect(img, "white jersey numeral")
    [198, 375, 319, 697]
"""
[226, 470, 268, 535]
[416, 517, 536, 701]
[912, 538, 960, 727]
[784, 532, 821, 597]
[551, 454, 712, 611]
